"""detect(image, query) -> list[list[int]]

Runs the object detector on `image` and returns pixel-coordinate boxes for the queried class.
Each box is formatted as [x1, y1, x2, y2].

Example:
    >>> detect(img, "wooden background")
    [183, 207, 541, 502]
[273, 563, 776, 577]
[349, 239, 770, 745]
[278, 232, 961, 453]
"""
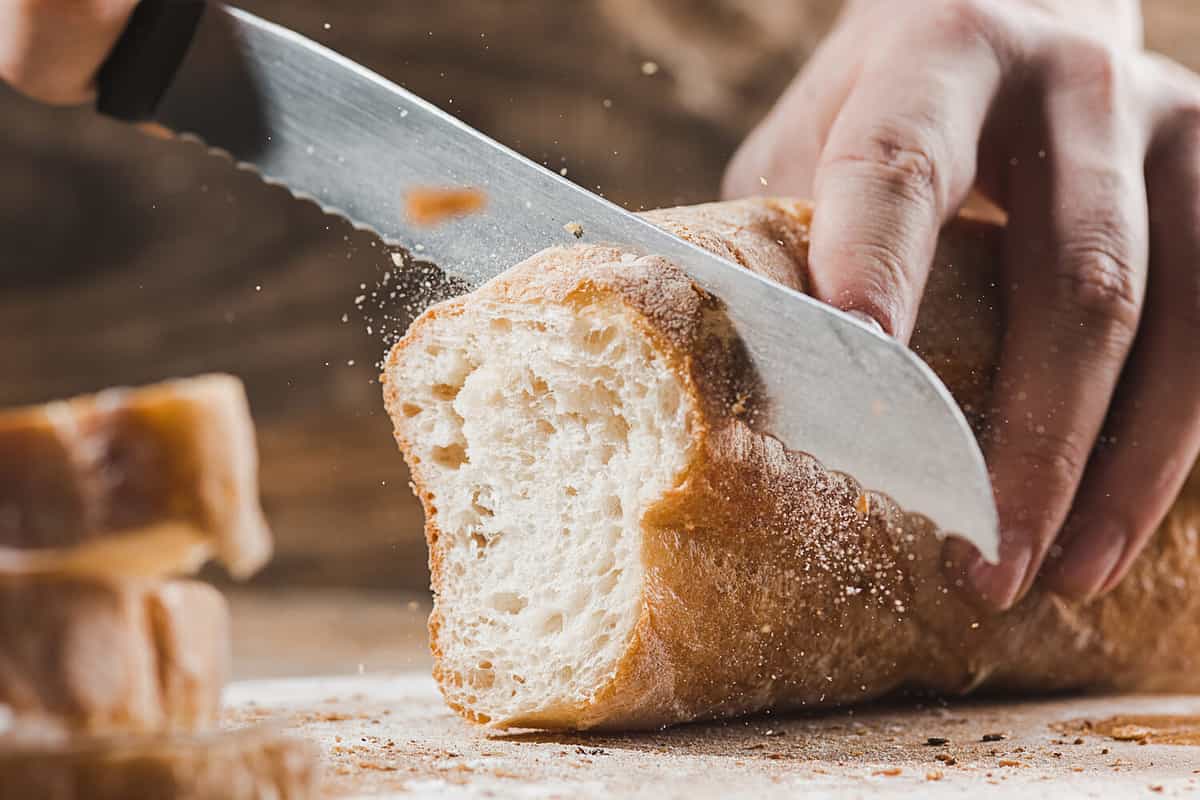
[1, 1, 1196, 590]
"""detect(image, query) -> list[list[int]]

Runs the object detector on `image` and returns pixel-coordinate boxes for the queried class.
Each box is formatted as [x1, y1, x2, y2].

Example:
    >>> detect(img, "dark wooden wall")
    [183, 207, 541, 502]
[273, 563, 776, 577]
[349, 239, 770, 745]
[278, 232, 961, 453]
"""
[1, 1, 1195, 590]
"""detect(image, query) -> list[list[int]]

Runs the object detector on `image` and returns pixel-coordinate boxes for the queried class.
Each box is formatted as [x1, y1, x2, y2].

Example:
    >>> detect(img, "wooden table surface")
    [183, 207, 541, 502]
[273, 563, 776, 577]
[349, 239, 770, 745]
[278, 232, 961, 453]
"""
[225, 590, 1200, 799]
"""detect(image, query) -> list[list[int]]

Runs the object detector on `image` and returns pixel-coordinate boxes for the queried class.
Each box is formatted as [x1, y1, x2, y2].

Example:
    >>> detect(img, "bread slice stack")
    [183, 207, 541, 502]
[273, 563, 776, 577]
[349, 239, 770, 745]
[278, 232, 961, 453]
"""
[0, 375, 319, 798]
[383, 198, 1200, 731]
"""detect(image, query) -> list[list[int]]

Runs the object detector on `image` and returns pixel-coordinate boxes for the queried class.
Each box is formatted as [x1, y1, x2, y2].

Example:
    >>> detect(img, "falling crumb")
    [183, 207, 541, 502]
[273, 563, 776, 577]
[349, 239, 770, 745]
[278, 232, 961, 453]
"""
[641, 60, 659, 76]
[926, 770, 944, 781]
[347, 360, 355, 366]
[564, 222, 584, 238]
[982, 733, 1007, 742]
[759, 176, 768, 187]
[254, 284, 261, 292]
[872, 767, 902, 777]
[602, 98, 613, 109]
[970, 622, 980, 629]
[340, 313, 349, 323]
[405, 186, 487, 226]
[323, 22, 331, 30]
[730, 393, 751, 417]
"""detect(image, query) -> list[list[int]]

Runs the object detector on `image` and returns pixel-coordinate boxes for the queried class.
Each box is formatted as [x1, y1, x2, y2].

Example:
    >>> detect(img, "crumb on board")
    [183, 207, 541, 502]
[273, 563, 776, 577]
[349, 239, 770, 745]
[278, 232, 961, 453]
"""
[564, 222, 584, 238]
[982, 733, 1007, 742]
[405, 186, 487, 226]
[935, 753, 957, 765]
[871, 767, 902, 777]
[925, 737, 949, 746]
[926, 770, 944, 781]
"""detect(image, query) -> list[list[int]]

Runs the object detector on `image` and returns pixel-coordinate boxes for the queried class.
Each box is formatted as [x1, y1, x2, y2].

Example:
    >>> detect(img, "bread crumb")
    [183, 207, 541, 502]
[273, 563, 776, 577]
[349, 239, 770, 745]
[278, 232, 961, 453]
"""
[564, 222, 584, 238]
[935, 753, 956, 765]
[855, 493, 871, 516]
[926, 770, 944, 781]
[998, 759, 1023, 767]
[405, 187, 487, 226]
[872, 767, 902, 777]
[641, 61, 659, 76]
[982, 733, 1006, 742]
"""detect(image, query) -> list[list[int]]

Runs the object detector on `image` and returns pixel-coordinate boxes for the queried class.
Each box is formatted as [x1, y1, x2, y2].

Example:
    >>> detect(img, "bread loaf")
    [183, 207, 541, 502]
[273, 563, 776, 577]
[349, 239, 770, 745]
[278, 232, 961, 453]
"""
[0, 374, 271, 579]
[0, 578, 229, 735]
[0, 726, 320, 800]
[382, 198, 1200, 730]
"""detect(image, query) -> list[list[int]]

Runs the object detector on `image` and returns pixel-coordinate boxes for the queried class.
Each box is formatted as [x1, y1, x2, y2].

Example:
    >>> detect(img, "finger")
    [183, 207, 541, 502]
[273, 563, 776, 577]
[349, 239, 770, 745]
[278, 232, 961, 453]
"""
[966, 41, 1150, 609]
[1042, 115, 1200, 599]
[0, 0, 136, 105]
[721, 28, 860, 201]
[807, 8, 1004, 340]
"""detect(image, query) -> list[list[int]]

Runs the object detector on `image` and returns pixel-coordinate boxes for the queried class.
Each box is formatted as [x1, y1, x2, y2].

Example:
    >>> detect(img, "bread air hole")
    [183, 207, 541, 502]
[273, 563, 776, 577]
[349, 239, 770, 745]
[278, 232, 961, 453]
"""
[433, 383, 461, 401]
[584, 326, 618, 354]
[540, 613, 564, 636]
[401, 403, 422, 417]
[490, 592, 527, 614]
[432, 443, 468, 469]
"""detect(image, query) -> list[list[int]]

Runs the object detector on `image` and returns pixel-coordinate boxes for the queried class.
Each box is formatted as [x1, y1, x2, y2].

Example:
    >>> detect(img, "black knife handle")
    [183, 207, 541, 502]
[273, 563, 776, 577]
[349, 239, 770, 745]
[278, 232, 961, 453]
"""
[97, 0, 207, 121]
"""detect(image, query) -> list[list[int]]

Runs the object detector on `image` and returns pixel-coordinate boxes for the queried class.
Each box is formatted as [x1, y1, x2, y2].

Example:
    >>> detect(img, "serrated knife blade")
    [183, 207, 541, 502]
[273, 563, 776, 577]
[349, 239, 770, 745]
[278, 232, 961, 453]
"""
[98, 2, 999, 560]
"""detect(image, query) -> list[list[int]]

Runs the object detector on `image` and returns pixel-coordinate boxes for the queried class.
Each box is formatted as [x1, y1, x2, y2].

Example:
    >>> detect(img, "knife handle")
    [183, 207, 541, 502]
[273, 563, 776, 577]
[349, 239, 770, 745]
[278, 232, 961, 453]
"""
[97, 0, 207, 121]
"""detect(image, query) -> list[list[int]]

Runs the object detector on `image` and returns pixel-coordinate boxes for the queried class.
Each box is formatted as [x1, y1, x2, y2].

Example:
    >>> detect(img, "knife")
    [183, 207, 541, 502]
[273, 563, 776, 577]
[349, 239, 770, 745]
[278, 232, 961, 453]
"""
[96, 1, 1000, 561]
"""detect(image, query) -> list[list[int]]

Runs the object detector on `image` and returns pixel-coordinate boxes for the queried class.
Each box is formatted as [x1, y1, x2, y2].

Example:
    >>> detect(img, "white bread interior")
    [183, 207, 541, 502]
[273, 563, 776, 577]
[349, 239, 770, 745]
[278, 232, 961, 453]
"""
[395, 292, 694, 723]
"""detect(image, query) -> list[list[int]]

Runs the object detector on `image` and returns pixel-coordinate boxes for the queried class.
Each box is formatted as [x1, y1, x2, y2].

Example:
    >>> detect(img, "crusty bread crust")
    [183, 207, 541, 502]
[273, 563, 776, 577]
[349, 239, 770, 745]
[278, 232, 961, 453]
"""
[385, 198, 1200, 730]
[0, 374, 272, 579]
[0, 726, 319, 800]
[0, 578, 229, 735]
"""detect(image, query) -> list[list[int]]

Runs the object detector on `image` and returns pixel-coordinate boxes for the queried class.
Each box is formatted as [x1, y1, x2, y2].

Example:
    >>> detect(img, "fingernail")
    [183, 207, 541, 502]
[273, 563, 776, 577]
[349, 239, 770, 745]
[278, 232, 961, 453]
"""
[967, 540, 1032, 611]
[1045, 521, 1126, 599]
[846, 310, 886, 336]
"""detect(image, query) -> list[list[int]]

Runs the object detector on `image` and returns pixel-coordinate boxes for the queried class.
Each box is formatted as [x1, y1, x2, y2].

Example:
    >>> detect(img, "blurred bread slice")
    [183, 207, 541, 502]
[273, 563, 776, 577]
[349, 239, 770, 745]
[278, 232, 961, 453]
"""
[0, 725, 319, 800]
[0, 578, 228, 735]
[0, 374, 271, 579]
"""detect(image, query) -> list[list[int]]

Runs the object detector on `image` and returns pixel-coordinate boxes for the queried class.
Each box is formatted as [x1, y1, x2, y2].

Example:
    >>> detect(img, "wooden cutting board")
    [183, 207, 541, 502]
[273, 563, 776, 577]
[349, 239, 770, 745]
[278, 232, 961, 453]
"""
[222, 674, 1200, 798]
[224, 590, 1200, 798]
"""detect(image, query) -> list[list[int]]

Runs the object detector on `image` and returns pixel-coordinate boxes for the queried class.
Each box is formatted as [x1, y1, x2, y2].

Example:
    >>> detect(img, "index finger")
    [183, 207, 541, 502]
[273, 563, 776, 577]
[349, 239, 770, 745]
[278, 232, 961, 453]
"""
[809, 20, 1002, 340]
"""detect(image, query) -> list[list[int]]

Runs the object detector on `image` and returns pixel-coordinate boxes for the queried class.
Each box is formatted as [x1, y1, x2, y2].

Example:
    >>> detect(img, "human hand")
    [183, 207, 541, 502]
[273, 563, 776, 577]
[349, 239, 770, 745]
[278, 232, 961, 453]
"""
[724, 0, 1200, 609]
[0, 0, 138, 105]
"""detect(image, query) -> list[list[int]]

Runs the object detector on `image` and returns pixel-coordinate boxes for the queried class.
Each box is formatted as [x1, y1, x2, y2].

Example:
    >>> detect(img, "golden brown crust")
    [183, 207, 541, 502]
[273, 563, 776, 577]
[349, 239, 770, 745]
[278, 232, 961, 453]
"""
[0, 726, 320, 800]
[386, 197, 1200, 730]
[0, 374, 272, 579]
[0, 578, 229, 735]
